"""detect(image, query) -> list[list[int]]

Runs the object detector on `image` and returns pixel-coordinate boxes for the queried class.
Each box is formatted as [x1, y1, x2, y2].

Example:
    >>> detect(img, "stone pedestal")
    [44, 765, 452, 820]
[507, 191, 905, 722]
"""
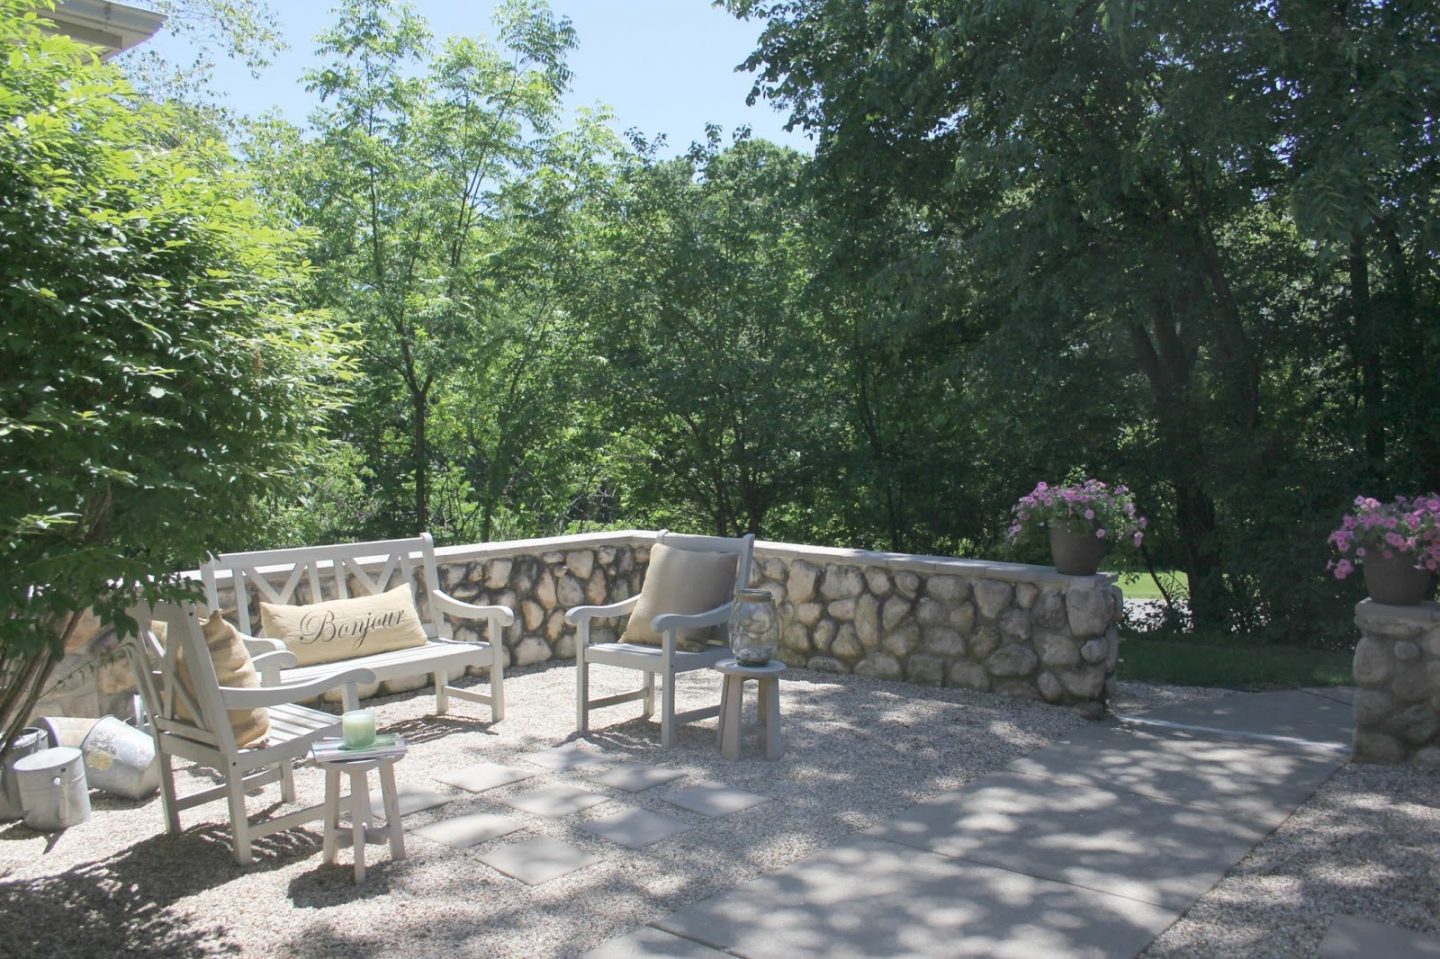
[1352, 600, 1440, 765]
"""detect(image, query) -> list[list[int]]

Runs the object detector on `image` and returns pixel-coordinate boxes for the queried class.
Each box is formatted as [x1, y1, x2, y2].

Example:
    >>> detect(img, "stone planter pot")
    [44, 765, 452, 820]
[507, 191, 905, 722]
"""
[1049, 525, 1108, 576]
[1362, 552, 1437, 606]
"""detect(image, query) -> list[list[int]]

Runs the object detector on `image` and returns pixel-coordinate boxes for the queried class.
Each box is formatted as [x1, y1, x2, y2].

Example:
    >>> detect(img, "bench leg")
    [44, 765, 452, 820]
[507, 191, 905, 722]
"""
[434, 669, 449, 715]
[576, 654, 590, 734]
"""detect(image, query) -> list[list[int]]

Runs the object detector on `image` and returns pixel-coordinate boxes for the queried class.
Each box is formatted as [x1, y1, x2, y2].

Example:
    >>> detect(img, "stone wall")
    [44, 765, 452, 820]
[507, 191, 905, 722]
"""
[1352, 600, 1440, 765]
[38, 531, 1125, 718]
[748, 545, 1122, 717]
[439, 535, 1123, 716]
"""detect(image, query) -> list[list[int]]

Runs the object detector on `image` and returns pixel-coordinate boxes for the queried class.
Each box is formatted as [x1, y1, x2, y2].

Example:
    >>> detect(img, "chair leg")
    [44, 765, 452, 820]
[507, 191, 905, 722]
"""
[434, 669, 449, 715]
[279, 757, 297, 803]
[576, 654, 590, 734]
[156, 751, 182, 835]
[659, 673, 676, 747]
[643, 672, 656, 719]
[489, 643, 506, 723]
[226, 763, 253, 865]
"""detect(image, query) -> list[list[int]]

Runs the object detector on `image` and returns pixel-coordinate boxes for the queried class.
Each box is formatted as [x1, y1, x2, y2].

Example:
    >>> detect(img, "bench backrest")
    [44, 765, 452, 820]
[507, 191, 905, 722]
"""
[200, 534, 451, 641]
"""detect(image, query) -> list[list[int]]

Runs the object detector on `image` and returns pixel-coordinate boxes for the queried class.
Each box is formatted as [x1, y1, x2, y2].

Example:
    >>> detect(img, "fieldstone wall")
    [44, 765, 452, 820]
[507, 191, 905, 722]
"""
[748, 546, 1122, 717]
[41, 531, 1125, 717]
[1352, 600, 1440, 765]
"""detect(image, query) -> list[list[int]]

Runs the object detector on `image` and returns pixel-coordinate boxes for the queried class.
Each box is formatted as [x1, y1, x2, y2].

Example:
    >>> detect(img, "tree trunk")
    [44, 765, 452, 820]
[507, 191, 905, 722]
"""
[413, 392, 429, 533]
[1350, 233, 1385, 483]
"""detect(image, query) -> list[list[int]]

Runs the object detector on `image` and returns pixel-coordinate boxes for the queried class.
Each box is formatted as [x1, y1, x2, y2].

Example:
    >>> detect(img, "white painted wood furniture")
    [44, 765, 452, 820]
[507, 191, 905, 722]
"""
[124, 601, 376, 864]
[567, 530, 754, 747]
[319, 752, 406, 883]
[714, 659, 785, 760]
[201, 534, 511, 721]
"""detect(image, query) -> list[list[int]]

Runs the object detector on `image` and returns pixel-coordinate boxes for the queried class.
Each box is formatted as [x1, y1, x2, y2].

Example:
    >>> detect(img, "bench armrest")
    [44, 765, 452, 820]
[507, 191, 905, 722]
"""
[218, 667, 377, 709]
[565, 595, 640, 625]
[430, 589, 515, 627]
[251, 649, 299, 686]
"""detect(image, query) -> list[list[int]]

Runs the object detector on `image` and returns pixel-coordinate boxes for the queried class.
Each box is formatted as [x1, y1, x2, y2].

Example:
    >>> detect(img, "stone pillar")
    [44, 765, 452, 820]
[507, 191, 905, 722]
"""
[1352, 600, 1440, 765]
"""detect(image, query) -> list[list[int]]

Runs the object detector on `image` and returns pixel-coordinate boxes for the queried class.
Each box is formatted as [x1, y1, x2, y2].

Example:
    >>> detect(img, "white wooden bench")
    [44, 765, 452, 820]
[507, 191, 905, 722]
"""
[201, 534, 511, 721]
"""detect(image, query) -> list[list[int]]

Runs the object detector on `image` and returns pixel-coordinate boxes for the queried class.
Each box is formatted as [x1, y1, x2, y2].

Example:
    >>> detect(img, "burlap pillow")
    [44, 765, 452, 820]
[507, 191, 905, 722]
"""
[622, 544, 739, 647]
[170, 612, 270, 749]
[260, 583, 428, 667]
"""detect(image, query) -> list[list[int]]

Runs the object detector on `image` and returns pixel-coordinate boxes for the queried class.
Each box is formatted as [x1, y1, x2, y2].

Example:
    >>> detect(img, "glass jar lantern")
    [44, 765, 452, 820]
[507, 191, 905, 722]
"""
[728, 588, 779, 666]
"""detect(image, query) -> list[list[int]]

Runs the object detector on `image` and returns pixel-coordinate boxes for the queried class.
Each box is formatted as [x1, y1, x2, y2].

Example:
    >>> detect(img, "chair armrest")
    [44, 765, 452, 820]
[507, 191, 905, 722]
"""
[653, 602, 730, 634]
[565, 595, 640, 625]
[251, 649, 299, 686]
[218, 667, 377, 709]
[242, 635, 287, 657]
[430, 589, 516, 627]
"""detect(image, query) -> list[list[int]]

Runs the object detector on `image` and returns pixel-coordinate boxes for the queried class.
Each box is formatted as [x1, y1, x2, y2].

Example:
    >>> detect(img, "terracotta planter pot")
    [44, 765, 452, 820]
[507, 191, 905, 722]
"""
[1049, 525, 1108, 576]
[1363, 552, 1437, 606]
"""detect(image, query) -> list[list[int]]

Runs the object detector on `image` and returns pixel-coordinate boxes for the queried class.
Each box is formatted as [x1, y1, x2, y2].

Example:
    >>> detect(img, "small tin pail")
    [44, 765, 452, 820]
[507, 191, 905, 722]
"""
[15, 746, 91, 831]
[0, 728, 47, 820]
[79, 715, 159, 800]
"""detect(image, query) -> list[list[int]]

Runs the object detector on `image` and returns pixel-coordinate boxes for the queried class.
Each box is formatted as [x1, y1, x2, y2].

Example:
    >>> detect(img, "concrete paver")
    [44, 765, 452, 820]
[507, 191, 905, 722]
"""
[653, 835, 1174, 959]
[585, 687, 1356, 958]
[866, 770, 1272, 909]
[1319, 916, 1440, 958]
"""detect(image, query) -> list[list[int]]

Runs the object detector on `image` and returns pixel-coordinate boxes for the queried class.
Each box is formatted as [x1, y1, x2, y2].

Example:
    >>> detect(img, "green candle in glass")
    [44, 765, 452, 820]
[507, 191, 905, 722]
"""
[341, 709, 376, 749]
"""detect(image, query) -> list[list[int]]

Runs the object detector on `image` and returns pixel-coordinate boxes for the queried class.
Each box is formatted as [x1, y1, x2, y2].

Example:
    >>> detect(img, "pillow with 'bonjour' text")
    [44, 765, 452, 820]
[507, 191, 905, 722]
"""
[260, 583, 428, 667]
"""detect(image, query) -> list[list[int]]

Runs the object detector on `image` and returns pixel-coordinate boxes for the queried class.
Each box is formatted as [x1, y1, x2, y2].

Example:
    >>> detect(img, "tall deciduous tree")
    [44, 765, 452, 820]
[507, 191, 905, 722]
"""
[583, 133, 830, 537]
[0, 3, 345, 750]
[728, 0, 1438, 636]
[301, 0, 575, 536]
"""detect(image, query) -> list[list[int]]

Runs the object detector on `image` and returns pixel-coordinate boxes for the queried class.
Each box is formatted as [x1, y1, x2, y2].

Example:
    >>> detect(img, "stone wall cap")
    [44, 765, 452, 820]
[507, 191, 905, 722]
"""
[1355, 598, 1440, 625]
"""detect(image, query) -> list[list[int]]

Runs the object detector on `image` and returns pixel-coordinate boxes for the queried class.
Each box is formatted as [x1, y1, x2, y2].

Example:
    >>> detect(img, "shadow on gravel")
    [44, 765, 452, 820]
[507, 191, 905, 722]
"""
[0, 823, 317, 958]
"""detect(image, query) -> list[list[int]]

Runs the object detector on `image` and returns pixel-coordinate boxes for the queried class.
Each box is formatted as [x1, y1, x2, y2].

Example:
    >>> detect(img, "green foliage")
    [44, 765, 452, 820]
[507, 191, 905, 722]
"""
[579, 133, 832, 536]
[0, 3, 345, 742]
[284, 0, 585, 542]
[726, 0, 1440, 643]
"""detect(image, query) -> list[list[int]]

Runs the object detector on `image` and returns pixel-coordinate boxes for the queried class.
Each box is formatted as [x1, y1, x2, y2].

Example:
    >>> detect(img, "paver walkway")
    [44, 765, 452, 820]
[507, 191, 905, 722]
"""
[582, 688, 1354, 958]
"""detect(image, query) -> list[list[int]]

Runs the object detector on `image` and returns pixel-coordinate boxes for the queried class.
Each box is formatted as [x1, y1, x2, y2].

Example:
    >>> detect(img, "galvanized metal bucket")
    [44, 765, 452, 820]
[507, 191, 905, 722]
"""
[35, 716, 100, 749]
[0, 728, 47, 821]
[14, 746, 91, 831]
[79, 715, 159, 800]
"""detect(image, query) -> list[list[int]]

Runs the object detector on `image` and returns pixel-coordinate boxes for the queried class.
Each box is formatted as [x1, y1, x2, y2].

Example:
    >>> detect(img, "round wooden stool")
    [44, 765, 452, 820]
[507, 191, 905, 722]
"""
[318, 752, 406, 883]
[714, 659, 786, 760]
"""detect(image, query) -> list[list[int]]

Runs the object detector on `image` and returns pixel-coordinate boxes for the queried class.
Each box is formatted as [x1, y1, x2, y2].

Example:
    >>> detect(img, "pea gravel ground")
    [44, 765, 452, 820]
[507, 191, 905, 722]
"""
[1, 665, 1434, 958]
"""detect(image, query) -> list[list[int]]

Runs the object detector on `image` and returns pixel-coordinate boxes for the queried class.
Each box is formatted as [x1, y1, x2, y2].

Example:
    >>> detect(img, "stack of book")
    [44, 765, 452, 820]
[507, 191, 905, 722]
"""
[311, 733, 408, 763]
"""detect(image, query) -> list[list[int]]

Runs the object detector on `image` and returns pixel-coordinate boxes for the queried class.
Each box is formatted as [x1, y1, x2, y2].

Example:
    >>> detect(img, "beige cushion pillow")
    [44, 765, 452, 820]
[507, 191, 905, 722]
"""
[260, 583, 428, 667]
[169, 612, 270, 749]
[622, 544, 739, 646]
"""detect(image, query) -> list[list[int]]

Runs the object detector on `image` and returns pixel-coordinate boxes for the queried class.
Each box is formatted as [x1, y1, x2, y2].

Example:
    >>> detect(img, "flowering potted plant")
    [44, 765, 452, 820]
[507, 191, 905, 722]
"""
[1328, 494, 1440, 606]
[1007, 479, 1147, 575]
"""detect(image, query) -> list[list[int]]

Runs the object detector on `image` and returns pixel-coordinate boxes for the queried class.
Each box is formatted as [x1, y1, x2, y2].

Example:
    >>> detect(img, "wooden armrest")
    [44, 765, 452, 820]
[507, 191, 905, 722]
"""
[219, 667, 377, 709]
[565, 596, 640, 625]
[251, 649, 298, 677]
[242, 635, 287, 656]
[653, 602, 730, 634]
[430, 589, 516, 627]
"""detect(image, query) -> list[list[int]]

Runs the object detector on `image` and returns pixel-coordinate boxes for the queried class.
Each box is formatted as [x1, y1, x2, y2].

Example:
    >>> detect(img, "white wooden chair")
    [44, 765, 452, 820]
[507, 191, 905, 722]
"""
[567, 530, 755, 746]
[123, 601, 376, 864]
[200, 534, 509, 721]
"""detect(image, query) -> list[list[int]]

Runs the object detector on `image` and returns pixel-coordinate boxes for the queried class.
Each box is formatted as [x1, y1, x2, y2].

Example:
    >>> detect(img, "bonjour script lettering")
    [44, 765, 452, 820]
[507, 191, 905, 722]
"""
[297, 606, 407, 649]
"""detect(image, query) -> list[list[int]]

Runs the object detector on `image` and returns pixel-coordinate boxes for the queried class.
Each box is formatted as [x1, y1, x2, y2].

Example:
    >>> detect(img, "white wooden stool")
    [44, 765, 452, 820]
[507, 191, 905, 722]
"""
[319, 753, 406, 883]
[714, 659, 786, 760]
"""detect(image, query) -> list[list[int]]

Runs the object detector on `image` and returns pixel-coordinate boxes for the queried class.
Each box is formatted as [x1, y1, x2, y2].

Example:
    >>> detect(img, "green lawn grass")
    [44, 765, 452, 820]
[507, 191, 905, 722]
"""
[1112, 571, 1174, 600]
[1117, 634, 1354, 689]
